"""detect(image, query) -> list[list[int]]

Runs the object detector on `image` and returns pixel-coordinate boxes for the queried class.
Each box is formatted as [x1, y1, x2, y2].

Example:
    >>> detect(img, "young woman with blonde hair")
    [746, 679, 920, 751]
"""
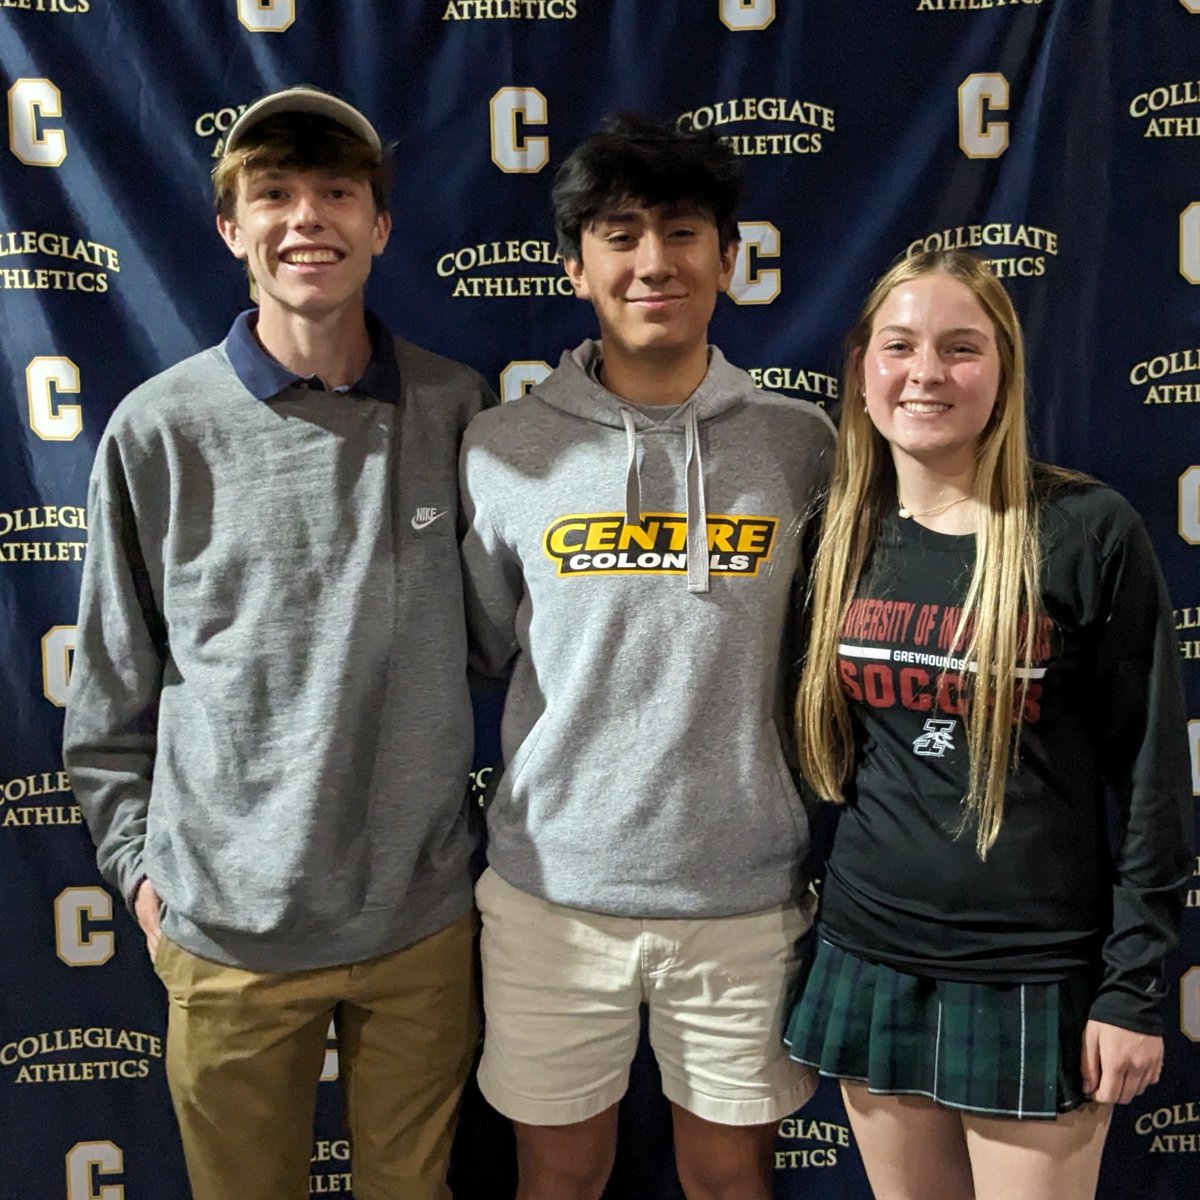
[785, 250, 1193, 1200]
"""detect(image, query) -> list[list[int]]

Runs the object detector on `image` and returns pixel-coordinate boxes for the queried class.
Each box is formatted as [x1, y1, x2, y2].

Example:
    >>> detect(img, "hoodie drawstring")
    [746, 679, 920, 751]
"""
[620, 408, 642, 527]
[619, 405, 709, 594]
[684, 406, 709, 593]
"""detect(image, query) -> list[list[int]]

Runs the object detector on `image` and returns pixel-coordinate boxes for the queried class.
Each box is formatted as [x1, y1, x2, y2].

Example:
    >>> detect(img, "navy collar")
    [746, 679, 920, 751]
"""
[223, 309, 402, 403]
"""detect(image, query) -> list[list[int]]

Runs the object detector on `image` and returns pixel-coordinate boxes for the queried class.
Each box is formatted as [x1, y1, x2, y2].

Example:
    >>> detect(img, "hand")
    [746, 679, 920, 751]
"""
[1080, 1019, 1163, 1104]
[134, 878, 164, 961]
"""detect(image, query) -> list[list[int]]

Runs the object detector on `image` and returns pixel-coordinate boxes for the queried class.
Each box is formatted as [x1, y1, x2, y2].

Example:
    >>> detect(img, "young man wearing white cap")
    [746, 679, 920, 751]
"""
[65, 87, 491, 1200]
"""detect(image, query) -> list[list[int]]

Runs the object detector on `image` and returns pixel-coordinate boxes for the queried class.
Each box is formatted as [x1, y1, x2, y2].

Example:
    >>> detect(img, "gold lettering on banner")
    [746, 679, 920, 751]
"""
[2, 1027, 164, 1084]
[1131, 347, 1200, 405]
[442, 0, 577, 17]
[774, 1116, 851, 1169]
[676, 98, 835, 158]
[8, 79, 67, 166]
[905, 222, 1058, 280]
[917, 0, 1041, 9]
[237, 0, 294, 32]
[1129, 80, 1200, 135]
[0, 229, 120, 293]
[720, 0, 775, 31]
[66, 1141, 124, 1200]
[309, 1137, 352, 1195]
[0, 505, 88, 566]
[436, 238, 570, 299]
[0, 767, 81, 829]
[0, 0, 91, 11]
[194, 103, 250, 157]
[746, 367, 837, 406]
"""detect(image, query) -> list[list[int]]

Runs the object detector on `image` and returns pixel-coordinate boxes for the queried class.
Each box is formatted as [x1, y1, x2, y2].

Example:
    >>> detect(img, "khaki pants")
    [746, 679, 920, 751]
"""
[154, 913, 478, 1200]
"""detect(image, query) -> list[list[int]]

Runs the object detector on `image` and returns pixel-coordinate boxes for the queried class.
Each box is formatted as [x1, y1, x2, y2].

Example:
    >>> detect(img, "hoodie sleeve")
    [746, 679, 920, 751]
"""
[1084, 508, 1195, 1036]
[459, 422, 522, 678]
[63, 433, 168, 908]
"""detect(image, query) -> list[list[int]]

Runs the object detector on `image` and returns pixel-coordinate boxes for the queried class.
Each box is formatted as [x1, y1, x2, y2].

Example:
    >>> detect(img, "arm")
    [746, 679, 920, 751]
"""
[1080, 512, 1194, 1099]
[63, 435, 168, 931]
[458, 428, 522, 679]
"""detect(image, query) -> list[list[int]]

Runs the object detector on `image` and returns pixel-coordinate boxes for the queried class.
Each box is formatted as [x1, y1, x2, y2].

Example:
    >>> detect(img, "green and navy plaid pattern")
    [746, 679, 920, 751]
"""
[784, 939, 1090, 1119]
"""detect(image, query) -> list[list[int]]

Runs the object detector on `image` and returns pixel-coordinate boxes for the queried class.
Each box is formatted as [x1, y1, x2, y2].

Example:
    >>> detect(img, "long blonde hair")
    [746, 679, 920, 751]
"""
[797, 250, 1042, 858]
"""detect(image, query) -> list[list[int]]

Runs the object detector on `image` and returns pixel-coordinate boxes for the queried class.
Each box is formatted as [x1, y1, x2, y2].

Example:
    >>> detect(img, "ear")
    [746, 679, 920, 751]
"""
[563, 254, 591, 301]
[371, 209, 392, 258]
[716, 238, 739, 294]
[216, 212, 246, 260]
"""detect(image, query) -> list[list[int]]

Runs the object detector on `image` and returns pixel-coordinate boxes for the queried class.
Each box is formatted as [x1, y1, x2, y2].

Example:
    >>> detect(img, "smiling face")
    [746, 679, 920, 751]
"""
[216, 167, 391, 324]
[565, 201, 737, 375]
[861, 271, 1002, 476]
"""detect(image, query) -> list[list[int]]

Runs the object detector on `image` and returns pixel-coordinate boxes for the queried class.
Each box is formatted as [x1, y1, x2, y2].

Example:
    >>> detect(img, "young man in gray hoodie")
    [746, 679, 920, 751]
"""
[64, 87, 491, 1200]
[459, 115, 835, 1200]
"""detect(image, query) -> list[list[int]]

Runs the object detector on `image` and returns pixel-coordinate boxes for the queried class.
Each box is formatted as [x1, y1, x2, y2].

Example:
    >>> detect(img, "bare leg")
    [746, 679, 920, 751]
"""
[514, 1106, 619, 1200]
[964, 1102, 1111, 1200]
[671, 1104, 776, 1200]
[840, 1081, 975, 1200]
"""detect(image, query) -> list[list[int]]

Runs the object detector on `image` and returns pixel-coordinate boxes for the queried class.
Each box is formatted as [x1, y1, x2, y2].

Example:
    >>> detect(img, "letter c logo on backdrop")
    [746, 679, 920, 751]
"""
[1189, 720, 1200, 794]
[720, 0, 775, 30]
[27, 358, 83, 442]
[728, 222, 781, 305]
[236, 0, 295, 31]
[500, 361, 552, 402]
[490, 88, 549, 173]
[1180, 202, 1200, 283]
[8, 79, 67, 167]
[42, 625, 76, 708]
[66, 1141, 124, 1200]
[1183, 967, 1200, 1042]
[55, 887, 115, 967]
[959, 74, 1010, 159]
[1181, 466, 1200, 544]
[1181, 0, 1200, 13]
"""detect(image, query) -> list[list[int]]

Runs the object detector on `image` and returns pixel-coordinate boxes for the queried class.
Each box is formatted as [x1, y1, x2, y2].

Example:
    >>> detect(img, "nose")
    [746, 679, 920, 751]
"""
[909, 343, 945, 384]
[288, 187, 325, 229]
[635, 232, 675, 280]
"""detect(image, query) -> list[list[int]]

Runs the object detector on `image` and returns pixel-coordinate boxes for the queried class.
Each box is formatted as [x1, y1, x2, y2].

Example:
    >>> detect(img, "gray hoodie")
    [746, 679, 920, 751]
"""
[460, 340, 835, 918]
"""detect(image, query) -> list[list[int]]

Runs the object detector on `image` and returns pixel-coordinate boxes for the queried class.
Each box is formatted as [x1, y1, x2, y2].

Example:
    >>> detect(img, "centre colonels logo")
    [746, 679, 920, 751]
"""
[543, 512, 777, 577]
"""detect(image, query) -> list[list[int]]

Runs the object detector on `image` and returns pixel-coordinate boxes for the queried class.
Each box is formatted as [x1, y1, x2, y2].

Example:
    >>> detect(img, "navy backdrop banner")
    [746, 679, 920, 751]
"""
[2, 1, 1198, 1197]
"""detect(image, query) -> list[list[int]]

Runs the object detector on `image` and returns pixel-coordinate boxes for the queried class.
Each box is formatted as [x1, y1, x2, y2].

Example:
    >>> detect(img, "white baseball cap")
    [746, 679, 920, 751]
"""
[224, 86, 381, 155]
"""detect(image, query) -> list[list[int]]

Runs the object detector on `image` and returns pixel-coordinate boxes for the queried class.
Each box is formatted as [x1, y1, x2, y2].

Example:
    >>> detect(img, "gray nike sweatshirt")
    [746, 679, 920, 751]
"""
[64, 335, 491, 972]
[460, 340, 835, 918]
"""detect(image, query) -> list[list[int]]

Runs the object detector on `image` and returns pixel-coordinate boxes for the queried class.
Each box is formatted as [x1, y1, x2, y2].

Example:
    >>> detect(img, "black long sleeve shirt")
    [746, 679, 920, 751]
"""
[820, 477, 1194, 1035]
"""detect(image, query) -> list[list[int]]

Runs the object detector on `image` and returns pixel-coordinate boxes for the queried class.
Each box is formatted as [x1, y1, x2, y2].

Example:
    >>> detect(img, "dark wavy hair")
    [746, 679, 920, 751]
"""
[551, 112, 742, 261]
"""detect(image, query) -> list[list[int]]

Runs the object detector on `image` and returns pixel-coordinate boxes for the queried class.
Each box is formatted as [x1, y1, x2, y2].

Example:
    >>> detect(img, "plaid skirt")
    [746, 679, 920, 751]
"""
[784, 938, 1093, 1119]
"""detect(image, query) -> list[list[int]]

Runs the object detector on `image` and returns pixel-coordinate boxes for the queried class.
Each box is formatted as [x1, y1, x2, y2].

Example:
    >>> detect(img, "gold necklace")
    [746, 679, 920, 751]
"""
[897, 492, 971, 520]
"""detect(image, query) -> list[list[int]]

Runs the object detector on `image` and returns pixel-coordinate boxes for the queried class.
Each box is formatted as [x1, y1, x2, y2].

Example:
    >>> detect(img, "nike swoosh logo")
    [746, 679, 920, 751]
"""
[411, 510, 448, 531]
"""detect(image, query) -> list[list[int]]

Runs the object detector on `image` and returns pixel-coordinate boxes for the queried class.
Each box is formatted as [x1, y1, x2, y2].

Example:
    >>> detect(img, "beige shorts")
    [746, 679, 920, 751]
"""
[475, 868, 816, 1127]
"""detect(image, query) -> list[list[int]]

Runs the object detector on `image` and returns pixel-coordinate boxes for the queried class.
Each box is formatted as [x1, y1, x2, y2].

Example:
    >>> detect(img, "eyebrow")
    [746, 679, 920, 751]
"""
[878, 324, 990, 338]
